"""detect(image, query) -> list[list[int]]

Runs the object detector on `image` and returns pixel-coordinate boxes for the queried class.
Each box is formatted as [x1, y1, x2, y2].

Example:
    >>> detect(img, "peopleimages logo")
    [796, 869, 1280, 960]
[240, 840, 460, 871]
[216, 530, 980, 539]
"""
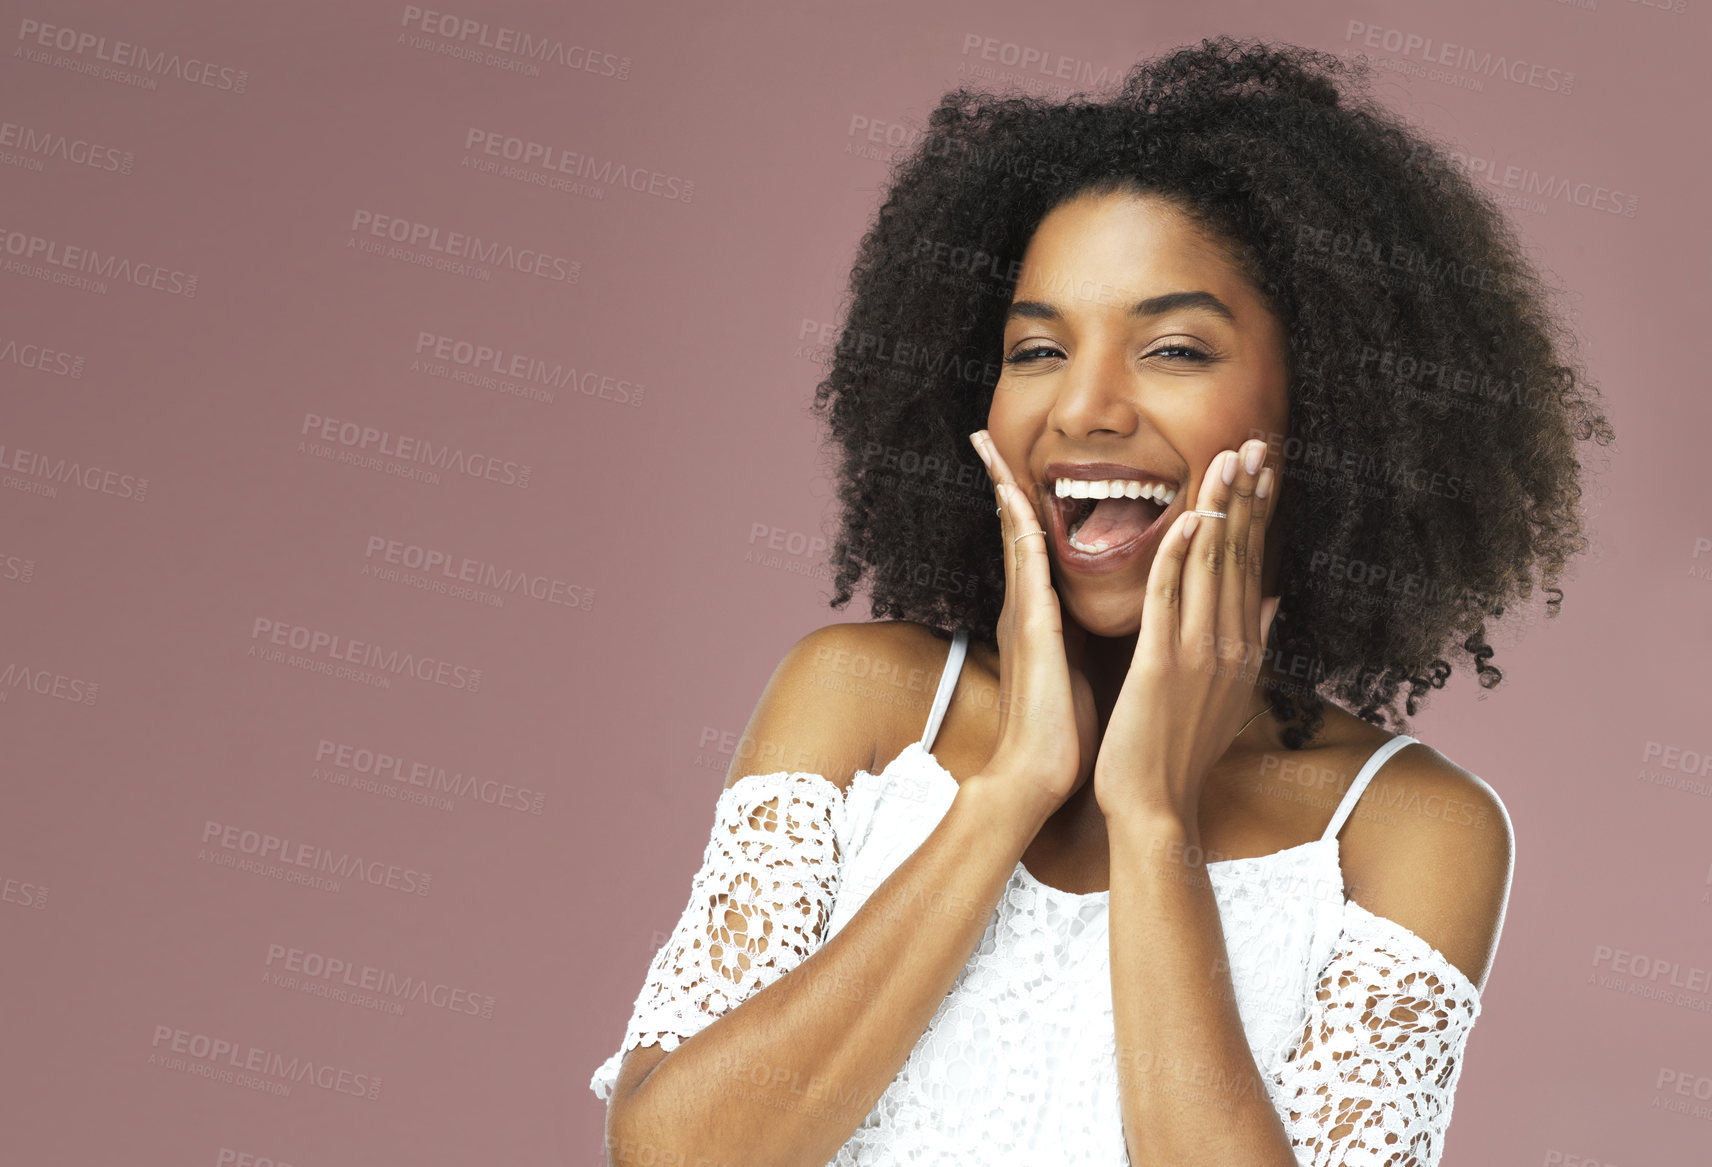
[348, 210, 580, 285]
[397, 5, 631, 79]
[248, 616, 484, 693]
[0, 658, 99, 704]
[1344, 21, 1575, 95]
[0, 333, 85, 378]
[263, 942, 498, 1019]
[0, 224, 198, 296]
[0, 117, 135, 175]
[0, 438, 149, 501]
[200, 819, 433, 897]
[149, 1024, 381, 1100]
[14, 18, 251, 93]
[955, 32, 1123, 89]
[411, 330, 645, 406]
[299, 411, 532, 488]
[462, 128, 694, 202]
[314, 736, 549, 814]
[1636, 738, 1712, 796]
[2, 874, 48, 910]
[1445, 150, 1639, 218]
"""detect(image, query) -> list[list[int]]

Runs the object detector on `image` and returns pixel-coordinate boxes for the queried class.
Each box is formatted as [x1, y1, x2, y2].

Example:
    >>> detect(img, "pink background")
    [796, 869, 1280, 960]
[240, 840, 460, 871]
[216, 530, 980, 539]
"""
[3, 0, 1708, 1163]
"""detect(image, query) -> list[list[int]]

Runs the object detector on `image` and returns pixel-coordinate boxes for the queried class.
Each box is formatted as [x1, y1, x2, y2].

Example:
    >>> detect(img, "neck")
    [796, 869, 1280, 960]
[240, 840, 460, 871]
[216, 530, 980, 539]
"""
[1072, 625, 1289, 754]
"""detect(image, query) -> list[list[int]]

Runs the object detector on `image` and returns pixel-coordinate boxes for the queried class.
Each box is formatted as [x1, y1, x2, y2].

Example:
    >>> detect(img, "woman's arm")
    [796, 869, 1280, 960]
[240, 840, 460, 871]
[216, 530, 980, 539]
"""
[1106, 755, 1511, 1166]
[1083, 443, 1511, 1163]
[601, 622, 1061, 1167]
[1106, 809, 1304, 1165]
[606, 773, 1043, 1167]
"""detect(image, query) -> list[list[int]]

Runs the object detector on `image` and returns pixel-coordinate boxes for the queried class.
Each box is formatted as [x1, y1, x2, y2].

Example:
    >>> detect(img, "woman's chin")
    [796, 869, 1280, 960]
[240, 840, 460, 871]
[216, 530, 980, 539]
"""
[1058, 584, 1146, 640]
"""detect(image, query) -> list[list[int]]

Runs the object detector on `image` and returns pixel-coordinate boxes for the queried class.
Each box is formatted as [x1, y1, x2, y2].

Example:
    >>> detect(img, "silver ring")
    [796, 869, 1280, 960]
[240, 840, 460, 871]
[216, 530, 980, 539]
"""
[1191, 509, 1228, 519]
[996, 506, 1003, 514]
[1012, 530, 1046, 545]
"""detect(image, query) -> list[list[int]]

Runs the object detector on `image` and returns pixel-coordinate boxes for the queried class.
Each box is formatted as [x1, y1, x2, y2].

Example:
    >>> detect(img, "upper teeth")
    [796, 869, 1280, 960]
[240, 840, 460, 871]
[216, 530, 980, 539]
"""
[1053, 478, 1177, 504]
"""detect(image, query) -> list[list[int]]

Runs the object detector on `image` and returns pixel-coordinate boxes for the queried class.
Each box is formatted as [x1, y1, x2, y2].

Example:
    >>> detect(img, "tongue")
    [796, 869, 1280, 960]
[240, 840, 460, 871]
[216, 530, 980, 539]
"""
[1076, 496, 1162, 547]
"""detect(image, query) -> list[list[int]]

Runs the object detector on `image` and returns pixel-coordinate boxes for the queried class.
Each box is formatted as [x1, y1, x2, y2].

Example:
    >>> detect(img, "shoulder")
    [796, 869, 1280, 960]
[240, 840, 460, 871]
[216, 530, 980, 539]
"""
[775, 620, 949, 706]
[1339, 737, 1515, 993]
[723, 620, 942, 795]
[789, 618, 950, 676]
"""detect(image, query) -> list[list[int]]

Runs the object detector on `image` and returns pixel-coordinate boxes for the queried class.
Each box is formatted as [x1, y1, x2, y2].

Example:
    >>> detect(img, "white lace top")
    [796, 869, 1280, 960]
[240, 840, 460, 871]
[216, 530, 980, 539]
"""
[589, 629, 1488, 1166]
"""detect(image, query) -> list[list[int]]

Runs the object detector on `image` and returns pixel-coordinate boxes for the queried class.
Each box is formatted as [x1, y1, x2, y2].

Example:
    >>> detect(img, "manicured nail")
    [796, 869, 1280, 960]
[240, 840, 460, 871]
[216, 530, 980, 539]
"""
[1256, 466, 1273, 500]
[1243, 440, 1263, 476]
[1220, 449, 1237, 486]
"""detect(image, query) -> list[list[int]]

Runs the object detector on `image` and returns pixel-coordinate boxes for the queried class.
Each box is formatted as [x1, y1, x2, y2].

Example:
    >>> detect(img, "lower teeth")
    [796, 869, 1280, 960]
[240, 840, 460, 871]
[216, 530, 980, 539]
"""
[1066, 519, 1108, 554]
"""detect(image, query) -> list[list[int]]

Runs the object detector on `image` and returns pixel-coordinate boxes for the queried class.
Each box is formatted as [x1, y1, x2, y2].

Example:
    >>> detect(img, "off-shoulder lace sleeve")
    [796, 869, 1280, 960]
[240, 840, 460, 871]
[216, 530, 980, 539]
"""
[1266, 899, 1485, 1167]
[588, 771, 846, 1102]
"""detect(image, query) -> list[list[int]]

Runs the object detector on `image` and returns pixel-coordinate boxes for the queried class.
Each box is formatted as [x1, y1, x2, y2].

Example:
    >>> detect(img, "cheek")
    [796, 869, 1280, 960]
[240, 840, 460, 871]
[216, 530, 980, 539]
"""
[986, 385, 1025, 429]
[984, 402, 1035, 464]
[1169, 406, 1271, 476]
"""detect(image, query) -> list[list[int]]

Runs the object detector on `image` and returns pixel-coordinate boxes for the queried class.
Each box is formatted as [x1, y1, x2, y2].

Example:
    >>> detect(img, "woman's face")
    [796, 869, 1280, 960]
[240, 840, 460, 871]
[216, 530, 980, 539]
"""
[987, 188, 1291, 638]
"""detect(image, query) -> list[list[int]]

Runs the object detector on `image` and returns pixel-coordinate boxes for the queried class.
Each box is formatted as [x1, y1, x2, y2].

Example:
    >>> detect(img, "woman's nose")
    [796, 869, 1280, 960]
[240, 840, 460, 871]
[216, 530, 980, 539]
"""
[1045, 348, 1142, 437]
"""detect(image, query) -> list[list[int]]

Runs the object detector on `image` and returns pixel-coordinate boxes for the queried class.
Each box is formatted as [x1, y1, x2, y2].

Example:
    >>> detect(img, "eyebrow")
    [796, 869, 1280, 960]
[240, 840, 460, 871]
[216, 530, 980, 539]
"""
[1004, 290, 1237, 325]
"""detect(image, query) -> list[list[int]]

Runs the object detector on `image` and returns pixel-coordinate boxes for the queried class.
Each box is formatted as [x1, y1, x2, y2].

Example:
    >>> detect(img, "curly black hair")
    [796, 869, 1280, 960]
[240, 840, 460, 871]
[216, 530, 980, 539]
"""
[807, 35, 1615, 749]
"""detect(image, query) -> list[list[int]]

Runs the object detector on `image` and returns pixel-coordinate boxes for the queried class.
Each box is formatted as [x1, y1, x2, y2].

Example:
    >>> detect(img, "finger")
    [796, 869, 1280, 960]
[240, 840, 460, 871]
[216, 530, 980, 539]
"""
[1142, 504, 1199, 665]
[972, 433, 1019, 628]
[975, 431, 1052, 618]
[975, 427, 1019, 492]
[981, 430, 1040, 533]
[1220, 440, 1262, 670]
[988, 439, 1059, 630]
[1247, 460, 1277, 653]
[1008, 480, 1053, 606]
[1179, 449, 1230, 649]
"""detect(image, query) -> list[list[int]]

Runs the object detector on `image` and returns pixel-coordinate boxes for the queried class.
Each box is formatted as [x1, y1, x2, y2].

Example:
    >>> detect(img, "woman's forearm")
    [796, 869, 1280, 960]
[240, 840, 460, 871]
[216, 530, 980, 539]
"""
[1106, 810, 1299, 1166]
[608, 776, 1045, 1167]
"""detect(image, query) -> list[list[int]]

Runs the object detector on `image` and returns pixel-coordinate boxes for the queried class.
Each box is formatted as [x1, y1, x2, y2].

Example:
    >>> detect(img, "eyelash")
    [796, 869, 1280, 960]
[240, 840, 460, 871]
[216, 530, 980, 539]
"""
[1002, 343, 1212, 366]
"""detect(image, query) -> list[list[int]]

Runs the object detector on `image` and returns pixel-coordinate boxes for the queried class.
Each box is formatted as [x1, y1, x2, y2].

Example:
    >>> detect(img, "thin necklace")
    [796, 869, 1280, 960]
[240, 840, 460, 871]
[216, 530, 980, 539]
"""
[1234, 702, 1271, 740]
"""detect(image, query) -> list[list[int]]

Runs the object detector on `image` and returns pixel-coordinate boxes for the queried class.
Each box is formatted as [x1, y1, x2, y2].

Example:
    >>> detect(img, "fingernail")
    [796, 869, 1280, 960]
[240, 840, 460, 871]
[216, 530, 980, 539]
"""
[1220, 450, 1237, 486]
[1243, 440, 1263, 476]
[1256, 466, 1273, 500]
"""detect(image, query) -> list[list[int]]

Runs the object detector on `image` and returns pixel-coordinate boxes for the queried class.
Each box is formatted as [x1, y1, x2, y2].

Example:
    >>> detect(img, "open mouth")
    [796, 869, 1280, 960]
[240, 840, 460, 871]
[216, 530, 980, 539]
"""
[1045, 486, 1179, 574]
[1054, 492, 1169, 554]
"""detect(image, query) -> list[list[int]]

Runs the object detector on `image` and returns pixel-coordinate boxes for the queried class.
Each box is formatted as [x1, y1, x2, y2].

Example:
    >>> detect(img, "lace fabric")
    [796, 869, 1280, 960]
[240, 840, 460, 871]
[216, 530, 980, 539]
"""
[588, 769, 847, 1102]
[589, 763, 1486, 1167]
[1266, 899, 1483, 1167]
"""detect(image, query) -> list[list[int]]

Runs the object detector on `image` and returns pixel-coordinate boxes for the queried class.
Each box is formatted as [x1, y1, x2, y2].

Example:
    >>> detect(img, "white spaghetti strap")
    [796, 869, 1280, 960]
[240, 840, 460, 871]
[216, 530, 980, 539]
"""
[919, 629, 970, 752]
[1320, 733, 1418, 842]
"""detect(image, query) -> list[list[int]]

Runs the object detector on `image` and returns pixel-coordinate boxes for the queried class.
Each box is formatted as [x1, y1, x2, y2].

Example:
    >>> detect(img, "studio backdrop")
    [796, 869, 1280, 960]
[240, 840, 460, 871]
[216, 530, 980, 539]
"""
[2, 1, 1706, 1164]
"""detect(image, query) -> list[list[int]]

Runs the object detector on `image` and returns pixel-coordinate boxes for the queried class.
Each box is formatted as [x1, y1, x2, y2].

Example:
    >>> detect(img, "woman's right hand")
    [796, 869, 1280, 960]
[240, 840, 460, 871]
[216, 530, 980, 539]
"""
[968, 430, 1099, 826]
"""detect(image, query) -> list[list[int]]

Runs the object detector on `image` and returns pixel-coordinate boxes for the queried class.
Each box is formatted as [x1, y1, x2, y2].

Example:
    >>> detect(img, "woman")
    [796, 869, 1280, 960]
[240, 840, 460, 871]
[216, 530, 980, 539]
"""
[588, 36, 1612, 1166]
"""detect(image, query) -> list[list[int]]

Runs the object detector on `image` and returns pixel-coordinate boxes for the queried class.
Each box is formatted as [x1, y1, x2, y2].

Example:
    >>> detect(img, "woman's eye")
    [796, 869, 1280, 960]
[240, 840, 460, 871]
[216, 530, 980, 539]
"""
[1002, 344, 1062, 366]
[1002, 343, 1211, 365]
[1146, 344, 1211, 362]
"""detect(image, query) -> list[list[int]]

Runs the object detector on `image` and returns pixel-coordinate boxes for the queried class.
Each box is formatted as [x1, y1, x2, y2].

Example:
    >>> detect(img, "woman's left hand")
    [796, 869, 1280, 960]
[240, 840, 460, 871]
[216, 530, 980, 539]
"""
[1092, 439, 1282, 825]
